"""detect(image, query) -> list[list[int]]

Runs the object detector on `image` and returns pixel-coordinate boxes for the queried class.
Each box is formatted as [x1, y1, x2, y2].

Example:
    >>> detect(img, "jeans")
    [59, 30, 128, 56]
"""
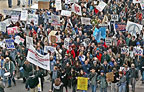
[142, 71, 144, 81]
[28, 0, 33, 6]
[118, 83, 126, 92]
[0, 69, 5, 77]
[111, 83, 118, 92]
[8, 0, 12, 7]
[100, 88, 107, 92]
[91, 85, 96, 92]
[8, 75, 16, 86]
[130, 78, 136, 92]
[72, 85, 77, 92]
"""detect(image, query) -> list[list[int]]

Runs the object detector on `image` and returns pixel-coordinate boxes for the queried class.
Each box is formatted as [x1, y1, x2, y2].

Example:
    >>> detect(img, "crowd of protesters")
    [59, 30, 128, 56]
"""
[0, 0, 144, 92]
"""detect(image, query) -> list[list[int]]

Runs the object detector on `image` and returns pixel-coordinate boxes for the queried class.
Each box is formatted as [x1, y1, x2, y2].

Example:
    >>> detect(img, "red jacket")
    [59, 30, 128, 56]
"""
[67, 49, 76, 59]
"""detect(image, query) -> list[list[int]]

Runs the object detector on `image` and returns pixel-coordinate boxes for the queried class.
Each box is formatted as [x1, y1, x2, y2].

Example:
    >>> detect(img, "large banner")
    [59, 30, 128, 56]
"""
[55, 0, 62, 11]
[71, 3, 82, 16]
[27, 14, 38, 25]
[26, 36, 33, 48]
[81, 17, 91, 25]
[27, 45, 50, 70]
[7, 27, 19, 35]
[77, 77, 88, 90]
[5, 39, 15, 49]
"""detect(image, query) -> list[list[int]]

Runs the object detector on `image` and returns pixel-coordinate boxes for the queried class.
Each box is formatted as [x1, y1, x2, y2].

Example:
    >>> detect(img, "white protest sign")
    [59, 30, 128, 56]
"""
[121, 47, 129, 54]
[44, 46, 56, 53]
[84, 38, 90, 47]
[27, 45, 50, 70]
[14, 36, 25, 44]
[26, 36, 33, 48]
[3, 19, 11, 26]
[64, 38, 70, 49]
[3, 10, 12, 15]
[111, 14, 119, 21]
[140, 0, 144, 10]
[105, 38, 112, 45]
[126, 21, 143, 37]
[55, 0, 62, 11]
[70, 0, 78, 3]
[11, 15, 19, 23]
[71, 3, 82, 16]
[20, 10, 28, 21]
[5, 39, 15, 49]
[0, 22, 6, 33]
[0, 40, 5, 48]
[133, 0, 140, 3]
[133, 46, 143, 55]
[7, 27, 19, 35]
[61, 10, 71, 16]
[65, 0, 71, 4]
[27, 14, 38, 25]
[96, 1, 107, 12]
[51, 15, 60, 26]
[81, 17, 91, 25]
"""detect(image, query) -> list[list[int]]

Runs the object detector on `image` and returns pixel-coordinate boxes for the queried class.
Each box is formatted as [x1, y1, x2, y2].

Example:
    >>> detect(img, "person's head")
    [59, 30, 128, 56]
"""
[131, 64, 135, 68]
[5, 57, 10, 62]
[91, 68, 95, 73]
[119, 71, 123, 77]
[85, 60, 88, 65]
[100, 70, 104, 76]
[80, 69, 84, 75]
[104, 60, 107, 65]
[50, 56, 53, 61]
[54, 78, 61, 86]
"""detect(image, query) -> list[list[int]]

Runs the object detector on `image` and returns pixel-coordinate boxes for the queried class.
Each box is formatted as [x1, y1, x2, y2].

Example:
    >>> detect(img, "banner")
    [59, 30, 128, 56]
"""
[27, 14, 38, 25]
[115, 23, 126, 31]
[14, 36, 25, 44]
[0, 22, 6, 33]
[96, 1, 107, 12]
[111, 14, 118, 21]
[81, 17, 91, 25]
[20, 10, 28, 21]
[105, 38, 112, 45]
[7, 27, 19, 35]
[38, 1, 49, 9]
[121, 47, 129, 54]
[44, 46, 56, 53]
[51, 15, 60, 26]
[106, 72, 114, 82]
[26, 36, 33, 48]
[5, 39, 15, 49]
[61, 10, 71, 16]
[133, 47, 143, 55]
[27, 45, 50, 70]
[56, 0, 62, 11]
[77, 77, 88, 90]
[64, 38, 70, 50]
[71, 3, 82, 16]
[126, 21, 143, 37]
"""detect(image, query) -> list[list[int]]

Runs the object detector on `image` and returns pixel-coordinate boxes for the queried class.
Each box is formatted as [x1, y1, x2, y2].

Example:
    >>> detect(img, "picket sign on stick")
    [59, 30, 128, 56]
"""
[26, 36, 33, 48]
[61, 10, 71, 16]
[71, 3, 82, 16]
[5, 39, 15, 49]
[81, 17, 91, 25]
[133, 47, 143, 56]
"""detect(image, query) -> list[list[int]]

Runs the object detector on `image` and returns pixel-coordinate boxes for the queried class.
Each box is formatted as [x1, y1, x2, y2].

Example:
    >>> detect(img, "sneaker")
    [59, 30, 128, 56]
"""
[7, 85, 11, 88]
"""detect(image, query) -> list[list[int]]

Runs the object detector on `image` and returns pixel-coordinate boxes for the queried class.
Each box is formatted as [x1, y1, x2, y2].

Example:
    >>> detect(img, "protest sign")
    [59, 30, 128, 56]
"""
[20, 10, 28, 21]
[11, 10, 21, 16]
[140, 2, 144, 10]
[55, 0, 62, 11]
[31, 4, 38, 9]
[121, 47, 129, 54]
[48, 35, 61, 43]
[77, 77, 88, 90]
[7, 27, 19, 35]
[38, 1, 49, 9]
[3, 10, 12, 15]
[27, 14, 38, 25]
[65, 0, 71, 4]
[0, 40, 5, 48]
[26, 36, 33, 48]
[106, 72, 114, 82]
[133, 47, 143, 55]
[5, 39, 15, 49]
[44, 46, 56, 53]
[11, 15, 19, 23]
[3, 19, 11, 26]
[61, 10, 71, 16]
[96, 1, 107, 12]
[126, 21, 143, 37]
[133, 0, 140, 3]
[64, 38, 70, 50]
[115, 23, 126, 31]
[70, 0, 78, 3]
[51, 15, 60, 26]
[111, 14, 119, 21]
[71, 3, 82, 16]
[27, 45, 50, 70]
[84, 38, 90, 46]
[0, 22, 6, 32]
[14, 36, 24, 44]
[105, 38, 112, 45]
[81, 17, 91, 25]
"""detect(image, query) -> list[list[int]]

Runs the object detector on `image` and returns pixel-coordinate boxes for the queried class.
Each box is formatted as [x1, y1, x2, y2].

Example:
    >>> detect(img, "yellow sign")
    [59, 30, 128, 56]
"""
[77, 77, 88, 90]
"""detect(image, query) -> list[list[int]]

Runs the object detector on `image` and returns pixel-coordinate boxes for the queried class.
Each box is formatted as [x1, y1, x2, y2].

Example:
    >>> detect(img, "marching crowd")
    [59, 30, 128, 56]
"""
[0, 0, 144, 92]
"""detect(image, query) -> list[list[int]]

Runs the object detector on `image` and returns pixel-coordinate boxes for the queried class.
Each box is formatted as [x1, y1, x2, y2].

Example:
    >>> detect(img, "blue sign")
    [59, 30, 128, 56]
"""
[5, 39, 15, 49]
